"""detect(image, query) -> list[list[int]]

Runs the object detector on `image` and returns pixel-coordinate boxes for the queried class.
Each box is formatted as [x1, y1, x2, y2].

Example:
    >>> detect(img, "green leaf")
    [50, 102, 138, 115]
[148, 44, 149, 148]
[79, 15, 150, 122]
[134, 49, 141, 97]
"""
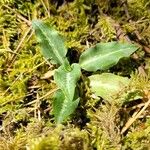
[53, 90, 79, 124]
[54, 63, 81, 101]
[53, 63, 81, 123]
[89, 73, 130, 101]
[79, 42, 138, 71]
[32, 20, 67, 65]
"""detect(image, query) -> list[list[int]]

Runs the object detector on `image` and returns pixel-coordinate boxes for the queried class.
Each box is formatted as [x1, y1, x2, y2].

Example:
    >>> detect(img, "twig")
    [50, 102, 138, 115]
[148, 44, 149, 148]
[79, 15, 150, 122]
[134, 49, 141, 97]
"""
[122, 0, 150, 54]
[3, 5, 31, 26]
[1, 61, 45, 98]
[8, 26, 32, 68]
[121, 92, 150, 134]
[3, 5, 33, 67]
[40, 0, 50, 17]
[34, 93, 41, 121]
[0, 92, 33, 106]
[25, 88, 59, 106]
[1, 74, 22, 97]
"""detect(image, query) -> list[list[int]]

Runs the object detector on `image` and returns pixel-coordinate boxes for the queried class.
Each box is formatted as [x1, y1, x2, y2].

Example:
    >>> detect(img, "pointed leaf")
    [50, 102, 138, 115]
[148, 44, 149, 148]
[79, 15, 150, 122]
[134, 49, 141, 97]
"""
[32, 20, 67, 65]
[79, 42, 138, 71]
[89, 73, 130, 101]
[54, 63, 81, 101]
[53, 90, 79, 124]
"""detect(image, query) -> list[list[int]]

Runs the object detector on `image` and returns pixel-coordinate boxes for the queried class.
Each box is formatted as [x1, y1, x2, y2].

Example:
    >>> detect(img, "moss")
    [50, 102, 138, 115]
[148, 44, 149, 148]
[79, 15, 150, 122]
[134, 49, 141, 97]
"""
[122, 120, 150, 149]
[96, 15, 116, 42]
[0, 0, 150, 149]
[127, 0, 150, 20]
[86, 104, 121, 150]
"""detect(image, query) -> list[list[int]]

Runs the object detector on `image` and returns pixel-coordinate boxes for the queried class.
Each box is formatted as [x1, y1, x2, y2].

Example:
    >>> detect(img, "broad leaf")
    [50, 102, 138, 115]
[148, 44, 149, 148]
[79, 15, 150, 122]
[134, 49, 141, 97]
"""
[89, 73, 130, 101]
[32, 20, 67, 65]
[54, 63, 81, 101]
[53, 90, 79, 124]
[79, 42, 138, 71]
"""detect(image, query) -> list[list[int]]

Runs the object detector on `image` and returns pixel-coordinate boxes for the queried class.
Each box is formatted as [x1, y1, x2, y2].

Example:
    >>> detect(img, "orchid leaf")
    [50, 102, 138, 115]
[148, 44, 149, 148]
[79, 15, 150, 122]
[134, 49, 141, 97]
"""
[54, 63, 81, 101]
[32, 20, 68, 66]
[89, 73, 130, 101]
[53, 64, 81, 123]
[79, 42, 138, 71]
[53, 90, 79, 124]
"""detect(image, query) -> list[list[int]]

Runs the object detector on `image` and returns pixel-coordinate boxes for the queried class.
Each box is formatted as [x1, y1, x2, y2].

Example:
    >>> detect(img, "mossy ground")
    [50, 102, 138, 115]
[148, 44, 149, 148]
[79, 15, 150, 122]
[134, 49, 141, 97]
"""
[0, 0, 150, 149]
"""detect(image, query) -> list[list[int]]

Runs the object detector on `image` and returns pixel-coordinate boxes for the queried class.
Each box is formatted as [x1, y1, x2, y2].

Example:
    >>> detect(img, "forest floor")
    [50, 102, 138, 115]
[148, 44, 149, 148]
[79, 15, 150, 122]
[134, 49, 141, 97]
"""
[0, 0, 150, 149]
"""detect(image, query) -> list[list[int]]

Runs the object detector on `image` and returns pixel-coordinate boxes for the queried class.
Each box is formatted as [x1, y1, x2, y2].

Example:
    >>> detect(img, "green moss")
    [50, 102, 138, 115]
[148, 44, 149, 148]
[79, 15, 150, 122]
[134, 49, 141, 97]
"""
[128, 0, 150, 20]
[87, 104, 121, 150]
[122, 120, 150, 149]
[0, 0, 150, 149]
[96, 15, 116, 42]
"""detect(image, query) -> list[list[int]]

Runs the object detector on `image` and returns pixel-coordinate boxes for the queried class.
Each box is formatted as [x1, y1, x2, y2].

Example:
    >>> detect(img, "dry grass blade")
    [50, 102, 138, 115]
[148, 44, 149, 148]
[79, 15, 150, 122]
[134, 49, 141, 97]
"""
[25, 88, 59, 106]
[121, 90, 150, 134]
[3, 5, 31, 26]
[122, 1, 150, 54]
[40, 0, 50, 17]
[8, 26, 32, 68]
